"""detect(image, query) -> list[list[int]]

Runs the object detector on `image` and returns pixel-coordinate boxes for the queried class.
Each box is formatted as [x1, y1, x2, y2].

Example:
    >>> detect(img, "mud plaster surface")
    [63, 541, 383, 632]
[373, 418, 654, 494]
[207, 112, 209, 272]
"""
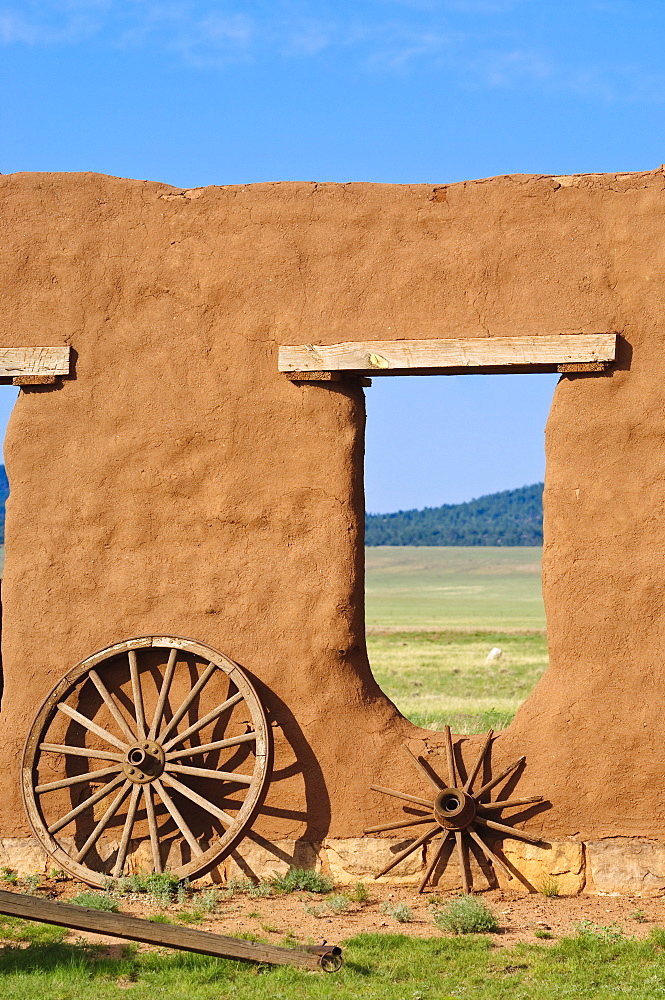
[0, 169, 663, 852]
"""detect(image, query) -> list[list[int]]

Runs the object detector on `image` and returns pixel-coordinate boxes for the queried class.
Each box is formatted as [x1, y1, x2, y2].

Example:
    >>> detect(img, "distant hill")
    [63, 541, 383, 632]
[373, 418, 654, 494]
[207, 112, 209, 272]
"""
[366, 483, 543, 546]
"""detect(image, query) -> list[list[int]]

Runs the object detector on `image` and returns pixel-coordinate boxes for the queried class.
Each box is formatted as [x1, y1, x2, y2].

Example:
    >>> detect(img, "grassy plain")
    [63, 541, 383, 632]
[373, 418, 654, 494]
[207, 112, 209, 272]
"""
[365, 546, 545, 631]
[365, 547, 548, 733]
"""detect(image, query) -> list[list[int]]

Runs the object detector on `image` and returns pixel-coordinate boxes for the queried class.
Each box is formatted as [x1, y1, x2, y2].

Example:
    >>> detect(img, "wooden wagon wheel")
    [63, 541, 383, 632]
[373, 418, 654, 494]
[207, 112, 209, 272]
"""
[365, 727, 544, 892]
[22, 636, 271, 888]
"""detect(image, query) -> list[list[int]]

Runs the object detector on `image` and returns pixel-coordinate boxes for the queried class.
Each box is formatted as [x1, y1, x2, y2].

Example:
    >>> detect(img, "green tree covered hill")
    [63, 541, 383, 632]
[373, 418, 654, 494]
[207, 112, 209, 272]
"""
[366, 483, 543, 546]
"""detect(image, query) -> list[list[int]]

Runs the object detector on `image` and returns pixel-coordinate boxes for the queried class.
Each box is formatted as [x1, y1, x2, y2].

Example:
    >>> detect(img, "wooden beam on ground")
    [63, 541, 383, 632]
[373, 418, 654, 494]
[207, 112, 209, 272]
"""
[279, 334, 616, 378]
[0, 889, 341, 972]
[0, 347, 71, 385]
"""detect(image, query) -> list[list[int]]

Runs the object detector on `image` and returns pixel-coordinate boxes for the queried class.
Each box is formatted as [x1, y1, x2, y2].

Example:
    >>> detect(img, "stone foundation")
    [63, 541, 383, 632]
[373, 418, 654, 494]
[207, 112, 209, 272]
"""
[5, 837, 665, 896]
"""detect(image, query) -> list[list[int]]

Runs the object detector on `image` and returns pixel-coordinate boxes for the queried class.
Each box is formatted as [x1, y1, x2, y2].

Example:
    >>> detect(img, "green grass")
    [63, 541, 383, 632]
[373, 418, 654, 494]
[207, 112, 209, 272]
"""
[1, 924, 665, 999]
[365, 547, 547, 733]
[367, 629, 548, 733]
[365, 546, 545, 631]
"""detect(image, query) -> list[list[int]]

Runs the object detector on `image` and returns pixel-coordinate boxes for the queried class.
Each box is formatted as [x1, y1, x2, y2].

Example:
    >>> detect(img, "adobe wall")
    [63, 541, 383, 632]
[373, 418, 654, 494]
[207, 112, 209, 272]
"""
[0, 169, 664, 891]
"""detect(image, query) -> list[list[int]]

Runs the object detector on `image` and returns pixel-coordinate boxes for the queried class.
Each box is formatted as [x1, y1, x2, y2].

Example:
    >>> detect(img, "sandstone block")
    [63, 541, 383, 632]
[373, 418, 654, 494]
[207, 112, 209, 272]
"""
[587, 839, 665, 895]
[225, 840, 322, 881]
[495, 839, 584, 895]
[0, 838, 50, 875]
[324, 838, 423, 884]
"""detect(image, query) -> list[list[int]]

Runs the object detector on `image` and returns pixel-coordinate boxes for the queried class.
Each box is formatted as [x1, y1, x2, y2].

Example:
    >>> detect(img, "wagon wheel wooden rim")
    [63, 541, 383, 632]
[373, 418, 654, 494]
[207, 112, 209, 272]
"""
[21, 636, 271, 888]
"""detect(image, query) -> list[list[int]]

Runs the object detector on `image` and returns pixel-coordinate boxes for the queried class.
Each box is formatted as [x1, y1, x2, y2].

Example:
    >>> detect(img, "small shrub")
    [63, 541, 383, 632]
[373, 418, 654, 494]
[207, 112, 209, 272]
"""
[22, 873, 42, 893]
[270, 868, 334, 894]
[326, 893, 350, 914]
[177, 910, 204, 925]
[49, 868, 66, 880]
[222, 877, 273, 899]
[70, 892, 119, 913]
[0, 867, 17, 885]
[114, 870, 180, 905]
[148, 913, 174, 924]
[147, 872, 180, 904]
[538, 876, 560, 898]
[350, 882, 368, 903]
[380, 901, 412, 924]
[176, 878, 191, 905]
[574, 920, 624, 943]
[631, 909, 648, 923]
[248, 881, 273, 898]
[534, 929, 553, 939]
[223, 877, 254, 897]
[199, 888, 220, 913]
[304, 894, 350, 917]
[433, 895, 499, 935]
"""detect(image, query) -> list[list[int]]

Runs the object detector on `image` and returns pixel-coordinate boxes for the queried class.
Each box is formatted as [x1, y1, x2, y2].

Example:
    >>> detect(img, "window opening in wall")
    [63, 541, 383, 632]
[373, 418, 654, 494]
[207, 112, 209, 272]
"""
[364, 372, 558, 735]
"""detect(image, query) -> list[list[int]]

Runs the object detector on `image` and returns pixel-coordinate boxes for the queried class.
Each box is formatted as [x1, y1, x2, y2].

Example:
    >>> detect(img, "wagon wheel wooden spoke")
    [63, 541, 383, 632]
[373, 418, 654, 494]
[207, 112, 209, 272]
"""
[153, 778, 205, 858]
[418, 833, 451, 893]
[39, 744, 124, 762]
[164, 731, 257, 760]
[373, 824, 440, 879]
[455, 830, 470, 894]
[127, 651, 147, 741]
[88, 669, 137, 744]
[143, 784, 162, 874]
[47, 773, 126, 835]
[467, 825, 513, 880]
[162, 691, 245, 752]
[157, 661, 218, 744]
[369, 732, 544, 893]
[74, 781, 133, 864]
[463, 729, 494, 793]
[22, 636, 271, 888]
[148, 649, 177, 741]
[160, 772, 235, 827]
[36, 765, 121, 794]
[113, 783, 142, 878]
[56, 702, 129, 751]
[364, 815, 433, 834]
[166, 763, 254, 784]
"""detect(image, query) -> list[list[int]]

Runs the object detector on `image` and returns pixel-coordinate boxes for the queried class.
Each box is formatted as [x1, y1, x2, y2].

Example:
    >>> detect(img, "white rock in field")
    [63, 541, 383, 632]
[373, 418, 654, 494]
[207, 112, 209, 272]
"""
[485, 646, 503, 665]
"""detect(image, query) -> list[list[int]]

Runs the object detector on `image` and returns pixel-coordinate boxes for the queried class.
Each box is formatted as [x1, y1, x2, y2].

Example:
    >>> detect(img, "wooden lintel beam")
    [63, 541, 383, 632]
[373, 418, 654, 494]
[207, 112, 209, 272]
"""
[0, 347, 71, 385]
[278, 334, 616, 377]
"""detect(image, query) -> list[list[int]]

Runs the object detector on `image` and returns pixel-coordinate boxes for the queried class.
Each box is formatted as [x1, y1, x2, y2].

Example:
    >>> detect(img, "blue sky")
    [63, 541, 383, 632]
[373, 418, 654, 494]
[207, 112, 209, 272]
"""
[1, 1, 662, 510]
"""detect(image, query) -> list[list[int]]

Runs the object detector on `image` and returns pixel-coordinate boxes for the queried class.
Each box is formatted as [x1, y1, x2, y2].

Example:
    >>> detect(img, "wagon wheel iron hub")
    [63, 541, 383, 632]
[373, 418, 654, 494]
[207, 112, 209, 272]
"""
[21, 636, 272, 888]
[433, 787, 476, 830]
[365, 726, 545, 893]
[123, 740, 165, 784]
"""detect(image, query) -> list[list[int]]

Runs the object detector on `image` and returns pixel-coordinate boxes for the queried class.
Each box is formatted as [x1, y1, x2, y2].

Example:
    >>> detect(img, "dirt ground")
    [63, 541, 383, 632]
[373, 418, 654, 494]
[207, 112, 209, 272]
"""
[8, 877, 665, 953]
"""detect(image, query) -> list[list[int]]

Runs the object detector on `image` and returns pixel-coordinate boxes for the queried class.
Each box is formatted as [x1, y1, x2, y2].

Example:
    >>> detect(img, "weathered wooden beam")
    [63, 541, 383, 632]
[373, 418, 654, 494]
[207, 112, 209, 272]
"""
[278, 334, 616, 377]
[0, 346, 71, 379]
[0, 889, 341, 971]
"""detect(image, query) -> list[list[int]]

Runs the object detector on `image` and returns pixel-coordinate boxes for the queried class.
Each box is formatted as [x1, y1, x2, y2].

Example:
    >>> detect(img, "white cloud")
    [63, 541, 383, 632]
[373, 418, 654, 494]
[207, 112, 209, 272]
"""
[0, 0, 662, 105]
